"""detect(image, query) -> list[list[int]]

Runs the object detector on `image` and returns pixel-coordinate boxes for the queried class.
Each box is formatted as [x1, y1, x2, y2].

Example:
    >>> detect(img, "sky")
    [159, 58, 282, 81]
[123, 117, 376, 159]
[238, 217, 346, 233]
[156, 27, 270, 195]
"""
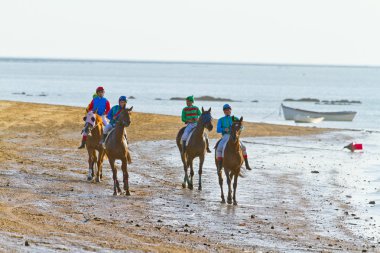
[0, 0, 379, 66]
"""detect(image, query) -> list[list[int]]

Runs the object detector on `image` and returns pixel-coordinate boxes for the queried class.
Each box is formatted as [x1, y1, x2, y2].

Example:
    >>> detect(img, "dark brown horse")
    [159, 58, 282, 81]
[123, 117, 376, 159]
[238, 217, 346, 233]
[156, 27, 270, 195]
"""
[83, 111, 106, 182]
[215, 116, 244, 205]
[176, 107, 213, 190]
[104, 107, 133, 195]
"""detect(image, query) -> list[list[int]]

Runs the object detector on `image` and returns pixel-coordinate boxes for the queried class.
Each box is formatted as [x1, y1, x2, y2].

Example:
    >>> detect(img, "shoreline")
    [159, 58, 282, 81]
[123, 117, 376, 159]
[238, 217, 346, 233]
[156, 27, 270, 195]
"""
[0, 100, 329, 142]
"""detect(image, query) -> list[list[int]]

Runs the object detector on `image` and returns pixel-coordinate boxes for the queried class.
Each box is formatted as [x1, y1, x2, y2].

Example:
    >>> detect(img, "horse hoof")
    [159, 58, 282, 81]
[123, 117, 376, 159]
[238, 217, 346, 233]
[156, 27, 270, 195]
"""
[221, 199, 226, 204]
[227, 199, 232, 205]
[95, 178, 101, 183]
[198, 186, 202, 191]
[87, 176, 93, 181]
[233, 202, 238, 206]
[126, 191, 131, 196]
[182, 183, 186, 188]
[113, 192, 118, 196]
[188, 184, 193, 190]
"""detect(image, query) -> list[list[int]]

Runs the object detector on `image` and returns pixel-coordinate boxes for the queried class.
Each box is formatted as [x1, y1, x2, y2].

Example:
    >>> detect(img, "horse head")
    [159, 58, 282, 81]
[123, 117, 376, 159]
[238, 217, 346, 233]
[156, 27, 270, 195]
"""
[117, 106, 133, 128]
[200, 107, 213, 132]
[231, 116, 243, 142]
[83, 111, 96, 136]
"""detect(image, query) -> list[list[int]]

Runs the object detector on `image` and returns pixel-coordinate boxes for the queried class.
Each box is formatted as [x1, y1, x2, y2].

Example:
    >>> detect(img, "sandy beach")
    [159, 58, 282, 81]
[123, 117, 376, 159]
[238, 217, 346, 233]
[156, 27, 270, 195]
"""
[0, 100, 379, 252]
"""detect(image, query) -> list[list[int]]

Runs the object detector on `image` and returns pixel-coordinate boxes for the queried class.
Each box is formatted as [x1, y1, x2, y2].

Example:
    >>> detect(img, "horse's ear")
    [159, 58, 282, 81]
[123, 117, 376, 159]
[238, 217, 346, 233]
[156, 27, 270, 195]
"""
[128, 106, 133, 111]
[208, 107, 211, 112]
[202, 107, 204, 113]
[240, 116, 243, 122]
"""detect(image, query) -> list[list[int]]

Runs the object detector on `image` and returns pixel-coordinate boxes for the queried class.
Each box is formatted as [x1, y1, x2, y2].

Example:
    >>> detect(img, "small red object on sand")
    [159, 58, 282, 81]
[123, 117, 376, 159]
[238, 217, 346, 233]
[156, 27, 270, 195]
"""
[344, 142, 363, 152]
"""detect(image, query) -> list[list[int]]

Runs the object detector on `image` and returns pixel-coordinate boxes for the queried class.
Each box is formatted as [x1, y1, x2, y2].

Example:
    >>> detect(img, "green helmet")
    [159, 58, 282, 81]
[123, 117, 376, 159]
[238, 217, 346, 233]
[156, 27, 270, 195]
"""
[186, 95, 194, 103]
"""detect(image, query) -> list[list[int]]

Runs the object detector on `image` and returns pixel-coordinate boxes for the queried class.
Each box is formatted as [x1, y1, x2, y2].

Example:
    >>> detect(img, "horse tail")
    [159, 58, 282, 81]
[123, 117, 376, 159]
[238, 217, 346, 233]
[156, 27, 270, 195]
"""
[239, 167, 247, 178]
[127, 152, 132, 164]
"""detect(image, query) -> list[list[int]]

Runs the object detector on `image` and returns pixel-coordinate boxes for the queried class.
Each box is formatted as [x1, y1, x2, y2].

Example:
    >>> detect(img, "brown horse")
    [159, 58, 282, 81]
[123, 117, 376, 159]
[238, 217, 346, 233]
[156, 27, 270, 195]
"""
[215, 116, 244, 205]
[176, 107, 213, 190]
[83, 111, 106, 182]
[104, 107, 133, 195]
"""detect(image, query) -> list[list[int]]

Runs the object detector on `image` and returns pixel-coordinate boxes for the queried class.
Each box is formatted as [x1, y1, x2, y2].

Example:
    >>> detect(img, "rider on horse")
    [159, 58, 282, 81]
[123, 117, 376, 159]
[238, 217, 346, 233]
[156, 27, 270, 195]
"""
[78, 92, 98, 149]
[216, 104, 252, 170]
[102, 95, 128, 146]
[78, 86, 110, 149]
[181, 95, 211, 154]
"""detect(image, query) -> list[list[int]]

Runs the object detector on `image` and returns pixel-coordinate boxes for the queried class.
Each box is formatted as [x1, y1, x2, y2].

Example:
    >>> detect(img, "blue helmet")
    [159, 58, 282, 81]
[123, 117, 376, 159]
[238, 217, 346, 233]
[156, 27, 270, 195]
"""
[223, 104, 231, 110]
[119, 96, 127, 102]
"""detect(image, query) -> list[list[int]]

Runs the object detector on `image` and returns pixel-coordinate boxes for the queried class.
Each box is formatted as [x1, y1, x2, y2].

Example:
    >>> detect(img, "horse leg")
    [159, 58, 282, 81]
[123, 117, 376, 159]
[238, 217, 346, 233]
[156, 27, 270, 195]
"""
[225, 169, 232, 204]
[188, 159, 194, 190]
[233, 173, 238, 205]
[95, 150, 104, 183]
[92, 151, 97, 179]
[198, 155, 204, 190]
[180, 151, 188, 188]
[99, 151, 106, 180]
[121, 158, 130, 196]
[87, 149, 94, 181]
[218, 165, 225, 203]
[109, 158, 120, 195]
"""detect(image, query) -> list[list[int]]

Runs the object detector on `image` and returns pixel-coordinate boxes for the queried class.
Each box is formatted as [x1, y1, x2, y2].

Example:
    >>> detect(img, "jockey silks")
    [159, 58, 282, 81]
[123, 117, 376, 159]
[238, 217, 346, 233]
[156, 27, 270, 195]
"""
[181, 106, 201, 123]
[88, 97, 111, 116]
[216, 115, 240, 135]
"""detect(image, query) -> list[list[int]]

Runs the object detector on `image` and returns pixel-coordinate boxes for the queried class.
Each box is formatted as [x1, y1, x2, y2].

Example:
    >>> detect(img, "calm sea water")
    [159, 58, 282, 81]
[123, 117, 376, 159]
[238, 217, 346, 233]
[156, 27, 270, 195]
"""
[0, 58, 380, 130]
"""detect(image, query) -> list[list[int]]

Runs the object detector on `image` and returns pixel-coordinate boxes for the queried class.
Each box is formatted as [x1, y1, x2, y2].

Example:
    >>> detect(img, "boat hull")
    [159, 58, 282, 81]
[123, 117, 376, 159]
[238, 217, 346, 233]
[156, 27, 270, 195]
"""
[282, 104, 357, 121]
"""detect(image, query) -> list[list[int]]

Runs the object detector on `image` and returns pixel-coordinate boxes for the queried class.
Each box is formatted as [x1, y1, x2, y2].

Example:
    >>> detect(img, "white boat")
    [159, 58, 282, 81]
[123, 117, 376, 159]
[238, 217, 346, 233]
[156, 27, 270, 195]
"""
[294, 115, 324, 123]
[282, 104, 357, 121]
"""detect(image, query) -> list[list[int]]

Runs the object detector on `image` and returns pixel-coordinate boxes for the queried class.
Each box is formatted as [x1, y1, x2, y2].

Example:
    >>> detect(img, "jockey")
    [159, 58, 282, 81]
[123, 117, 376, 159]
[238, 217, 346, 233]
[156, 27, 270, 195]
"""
[216, 104, 252, 170]
[181, 96, 211, 154]
[87, 86, 111, 126]
[102, 96, 128, 145]
[78, 93, 98, 149]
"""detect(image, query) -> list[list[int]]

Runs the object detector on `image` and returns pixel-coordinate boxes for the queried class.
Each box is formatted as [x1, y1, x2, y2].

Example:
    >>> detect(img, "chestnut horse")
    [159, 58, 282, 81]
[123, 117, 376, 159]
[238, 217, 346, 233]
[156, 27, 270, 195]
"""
[83, 111, 106, 182]
[104, 107, 133, 195]
[215, 116, 244, 205]
[176, 107, 213, 190]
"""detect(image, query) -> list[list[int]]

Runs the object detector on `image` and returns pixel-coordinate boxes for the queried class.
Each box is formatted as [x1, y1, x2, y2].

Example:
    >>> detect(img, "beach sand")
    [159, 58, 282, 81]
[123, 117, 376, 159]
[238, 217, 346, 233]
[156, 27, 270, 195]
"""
[0, 100, 378, 252]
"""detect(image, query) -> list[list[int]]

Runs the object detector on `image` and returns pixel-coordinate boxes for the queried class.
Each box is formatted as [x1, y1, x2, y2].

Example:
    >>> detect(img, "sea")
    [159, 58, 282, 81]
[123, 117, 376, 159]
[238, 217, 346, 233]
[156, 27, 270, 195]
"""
[0, 58, 379, 131]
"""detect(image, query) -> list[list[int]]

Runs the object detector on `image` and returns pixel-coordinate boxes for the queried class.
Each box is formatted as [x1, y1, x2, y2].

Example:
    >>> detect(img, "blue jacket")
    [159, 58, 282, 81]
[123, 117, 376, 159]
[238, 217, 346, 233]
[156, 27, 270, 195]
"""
[217, 115, 239, 135]
[89, 97, 110, 116]
[107, 105, 123, 125]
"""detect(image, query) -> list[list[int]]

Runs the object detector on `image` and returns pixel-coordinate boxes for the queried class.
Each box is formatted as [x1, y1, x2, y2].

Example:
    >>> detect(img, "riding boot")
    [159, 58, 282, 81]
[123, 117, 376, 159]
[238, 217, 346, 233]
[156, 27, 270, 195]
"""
[205, 138, 212, 153]
[217, 159, 223, 173]
[182, 141, 186, 155]
[78, 136, 86, 149]
[244, 157, 252, 170]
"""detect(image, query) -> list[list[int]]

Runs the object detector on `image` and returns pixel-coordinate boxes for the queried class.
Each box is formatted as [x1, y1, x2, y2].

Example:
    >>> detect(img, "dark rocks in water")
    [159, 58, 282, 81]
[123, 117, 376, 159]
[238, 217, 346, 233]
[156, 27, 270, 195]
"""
[155, 98, 163, 100]
[25, 240, 30, 246]
[12, 92, 26, 95]
[369, 201, 376, 205]
[316, 99, 362, 105]
[170, 96, 240, 102]
[251, 100, 259, 103]
[38, 93, 48, 97]
[283, 98, 320, 103]
[311, 170, 319, 174]
[128, 96, 136, 99]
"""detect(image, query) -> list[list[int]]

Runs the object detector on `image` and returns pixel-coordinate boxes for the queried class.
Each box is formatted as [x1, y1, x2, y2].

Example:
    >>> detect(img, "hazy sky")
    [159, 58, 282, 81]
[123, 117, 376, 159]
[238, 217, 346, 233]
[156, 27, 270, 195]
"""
[1, 0, 379, 65]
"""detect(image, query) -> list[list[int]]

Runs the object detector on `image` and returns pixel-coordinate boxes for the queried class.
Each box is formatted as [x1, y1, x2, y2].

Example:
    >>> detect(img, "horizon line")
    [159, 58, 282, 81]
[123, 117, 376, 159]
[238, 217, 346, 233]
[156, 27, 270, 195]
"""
[0, 56, 379, 69]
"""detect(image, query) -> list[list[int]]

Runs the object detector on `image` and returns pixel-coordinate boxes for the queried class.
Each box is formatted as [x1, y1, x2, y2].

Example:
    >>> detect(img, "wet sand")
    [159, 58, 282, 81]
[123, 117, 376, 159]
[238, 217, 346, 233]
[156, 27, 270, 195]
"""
[0, 100, 378, 252]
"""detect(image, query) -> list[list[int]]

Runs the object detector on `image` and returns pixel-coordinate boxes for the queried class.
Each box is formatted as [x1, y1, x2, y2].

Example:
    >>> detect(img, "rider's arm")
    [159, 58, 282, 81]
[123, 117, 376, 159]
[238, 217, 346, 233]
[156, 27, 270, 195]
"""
[106, 108, 113, 121]
[181, 109, 187, 123]
[105, 100, 111, 115]
[88, 99, 94, 111]
[216, 119, 223, 134]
